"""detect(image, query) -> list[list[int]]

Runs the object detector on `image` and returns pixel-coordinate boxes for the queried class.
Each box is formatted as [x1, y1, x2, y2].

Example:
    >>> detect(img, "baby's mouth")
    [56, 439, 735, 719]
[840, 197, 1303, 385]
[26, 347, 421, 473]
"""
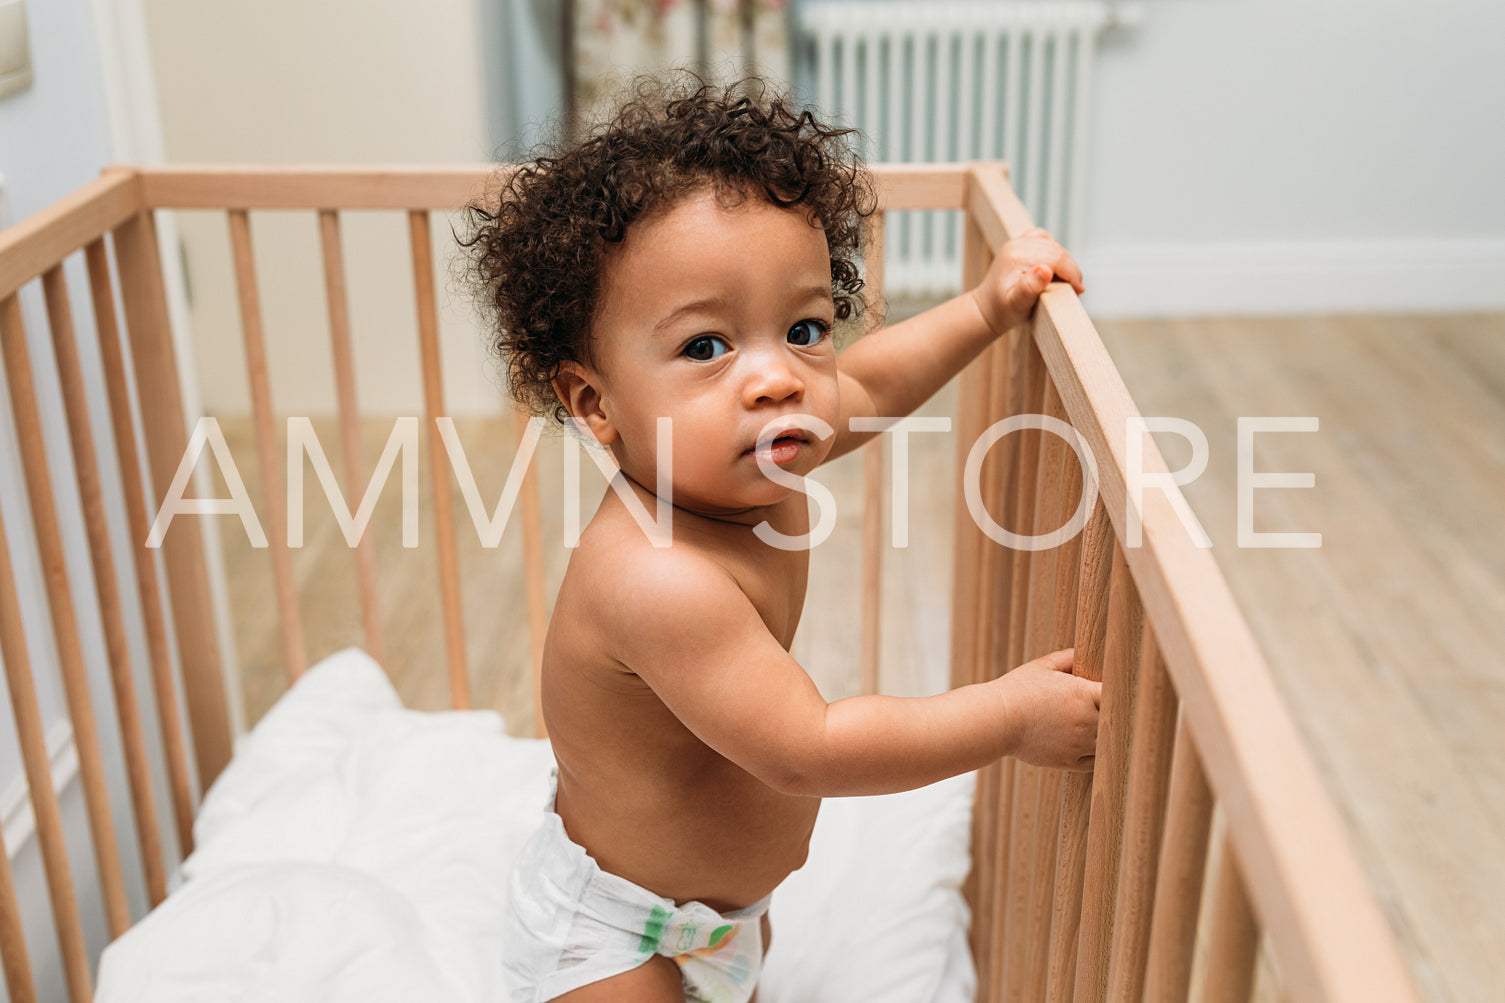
[744, 431, 811, 462]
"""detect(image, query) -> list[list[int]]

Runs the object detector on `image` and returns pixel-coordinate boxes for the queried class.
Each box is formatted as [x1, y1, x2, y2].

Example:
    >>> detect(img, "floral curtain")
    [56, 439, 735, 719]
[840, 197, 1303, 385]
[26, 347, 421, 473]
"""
[571, 0, 791, 124]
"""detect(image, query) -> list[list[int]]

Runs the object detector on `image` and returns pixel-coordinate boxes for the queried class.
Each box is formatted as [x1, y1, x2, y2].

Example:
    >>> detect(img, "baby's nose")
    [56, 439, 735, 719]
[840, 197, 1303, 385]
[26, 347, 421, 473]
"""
[744, 357, 804, 406]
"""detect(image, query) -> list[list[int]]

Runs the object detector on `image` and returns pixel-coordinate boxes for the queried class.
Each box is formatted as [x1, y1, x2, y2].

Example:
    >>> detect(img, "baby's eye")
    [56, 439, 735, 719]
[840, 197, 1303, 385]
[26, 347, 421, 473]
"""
[787, 319, 830, 347]
[683, 335, 729, 361]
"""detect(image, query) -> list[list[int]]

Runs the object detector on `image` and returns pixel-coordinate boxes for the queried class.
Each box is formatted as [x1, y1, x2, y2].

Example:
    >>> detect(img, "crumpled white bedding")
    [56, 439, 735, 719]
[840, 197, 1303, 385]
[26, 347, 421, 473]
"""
[96, 648, 976, 1002]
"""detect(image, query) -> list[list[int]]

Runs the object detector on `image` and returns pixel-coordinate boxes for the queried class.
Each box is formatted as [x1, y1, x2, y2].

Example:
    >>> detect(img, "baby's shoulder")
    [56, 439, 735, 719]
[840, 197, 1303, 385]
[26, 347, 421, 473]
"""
[572, 524, 748, 626]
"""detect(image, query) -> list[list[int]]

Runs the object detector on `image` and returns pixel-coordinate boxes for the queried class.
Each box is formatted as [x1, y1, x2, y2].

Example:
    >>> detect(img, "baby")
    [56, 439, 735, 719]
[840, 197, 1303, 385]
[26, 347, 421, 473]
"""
[463, 79, 1101, 1003]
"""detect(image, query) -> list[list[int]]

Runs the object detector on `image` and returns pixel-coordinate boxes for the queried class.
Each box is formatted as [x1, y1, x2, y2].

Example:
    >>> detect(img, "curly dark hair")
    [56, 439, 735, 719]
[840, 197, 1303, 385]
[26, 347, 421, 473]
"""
[458, 75, 879, 420]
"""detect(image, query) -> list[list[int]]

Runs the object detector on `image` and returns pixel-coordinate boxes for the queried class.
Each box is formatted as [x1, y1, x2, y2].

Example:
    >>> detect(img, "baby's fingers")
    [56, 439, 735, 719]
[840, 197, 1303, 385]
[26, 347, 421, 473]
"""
[1038, 648, 1075, 673]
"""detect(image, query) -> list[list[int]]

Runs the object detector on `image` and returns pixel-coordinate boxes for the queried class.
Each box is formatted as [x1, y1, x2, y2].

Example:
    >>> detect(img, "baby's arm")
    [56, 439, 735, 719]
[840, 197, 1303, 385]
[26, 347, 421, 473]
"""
[608, 547, 1101, 798]
[825, 228, 1085, 462]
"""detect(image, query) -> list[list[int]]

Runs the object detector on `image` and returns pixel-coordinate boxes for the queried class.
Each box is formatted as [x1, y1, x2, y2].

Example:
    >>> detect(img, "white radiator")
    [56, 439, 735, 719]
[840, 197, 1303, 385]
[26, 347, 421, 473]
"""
[800, 1, 1137, 297]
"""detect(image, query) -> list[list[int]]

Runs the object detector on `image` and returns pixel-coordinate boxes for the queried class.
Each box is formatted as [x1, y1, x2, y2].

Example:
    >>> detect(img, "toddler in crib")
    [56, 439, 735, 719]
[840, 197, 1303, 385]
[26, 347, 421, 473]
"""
[462, 77, 1100, 1003]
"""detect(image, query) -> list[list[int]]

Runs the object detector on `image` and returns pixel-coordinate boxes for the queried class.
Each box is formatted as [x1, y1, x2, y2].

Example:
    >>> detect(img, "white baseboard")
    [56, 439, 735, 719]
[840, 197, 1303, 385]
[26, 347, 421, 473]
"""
[1074, 238, 1505, 319]
[3, 721, 80, 860]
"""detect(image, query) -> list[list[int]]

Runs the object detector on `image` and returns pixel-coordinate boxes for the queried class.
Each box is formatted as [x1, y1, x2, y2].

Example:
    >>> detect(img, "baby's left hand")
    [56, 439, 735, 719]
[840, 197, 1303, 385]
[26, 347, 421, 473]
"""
[970, 227, 1085, 337]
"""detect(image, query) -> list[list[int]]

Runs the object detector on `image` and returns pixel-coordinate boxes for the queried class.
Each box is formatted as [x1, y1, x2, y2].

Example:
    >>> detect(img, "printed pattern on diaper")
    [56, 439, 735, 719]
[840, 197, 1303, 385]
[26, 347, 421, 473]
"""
[635, 903, 758, 1003]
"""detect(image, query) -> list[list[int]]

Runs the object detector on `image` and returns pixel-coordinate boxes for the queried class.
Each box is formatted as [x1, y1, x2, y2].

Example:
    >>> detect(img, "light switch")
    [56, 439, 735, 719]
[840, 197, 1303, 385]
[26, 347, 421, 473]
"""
[0, 1, 34, 101]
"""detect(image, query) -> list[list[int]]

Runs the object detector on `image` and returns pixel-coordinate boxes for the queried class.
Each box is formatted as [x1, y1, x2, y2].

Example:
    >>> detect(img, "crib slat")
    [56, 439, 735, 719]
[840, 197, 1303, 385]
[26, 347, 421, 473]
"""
[955, 337, 993, 976]
[113, 209, 234, 792]
[1001, 761, 1040, 1003]
[948, 361, 990, 691]
[953, 222, 1002, 970]
[1045, 497, 1111, 1001]
[1071, 540, 1145, 1003]
[977, 321, 1030, 998]
[1027, 383, 1088, 1000]
[0, 807, 36, 1003]
[987, 325, 1042, 1002]
[859, 211, 888, 696]
[519, 405, 548, 738]
[1105, 626, 1179, 1000]
[0, 292, 133, 940]
[0, 512, 81, 1003]
[997, 335, 1047, 1002]
[1143, 716, 1215, 1002]
[409, 209, 471, 710]
[1205, 832, 1261, 1003]
[228, 209, 307, 683]
[86, 239, 197, 859]
[318, 210, 385, 665]
[964, 345, 1001, 993]
[1020, 378, 1075, 1001]
[972, 314, 1011, 1002]
[0, 295, 101, 1000]
[41, 264, 169, 907]
[960, 210, 1004, 989]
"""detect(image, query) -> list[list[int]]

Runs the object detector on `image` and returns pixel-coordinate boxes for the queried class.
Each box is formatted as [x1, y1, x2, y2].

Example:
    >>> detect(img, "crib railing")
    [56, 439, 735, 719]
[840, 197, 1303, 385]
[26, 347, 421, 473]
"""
[0, 163, 1419, 1002]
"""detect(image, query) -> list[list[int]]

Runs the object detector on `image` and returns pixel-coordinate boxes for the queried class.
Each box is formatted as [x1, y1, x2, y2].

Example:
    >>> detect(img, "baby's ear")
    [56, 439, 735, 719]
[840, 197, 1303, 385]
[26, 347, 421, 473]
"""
[552, 362, 618, 446]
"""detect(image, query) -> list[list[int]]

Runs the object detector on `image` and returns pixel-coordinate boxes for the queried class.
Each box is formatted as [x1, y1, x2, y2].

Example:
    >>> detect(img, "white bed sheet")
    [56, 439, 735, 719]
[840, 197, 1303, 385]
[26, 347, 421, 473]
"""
[97, 648, 976, 1002]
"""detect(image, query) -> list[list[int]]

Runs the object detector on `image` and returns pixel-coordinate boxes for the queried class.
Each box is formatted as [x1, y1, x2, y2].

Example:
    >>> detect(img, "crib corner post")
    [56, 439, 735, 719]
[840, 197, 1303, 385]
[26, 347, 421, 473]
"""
[113, 199, 235, 794]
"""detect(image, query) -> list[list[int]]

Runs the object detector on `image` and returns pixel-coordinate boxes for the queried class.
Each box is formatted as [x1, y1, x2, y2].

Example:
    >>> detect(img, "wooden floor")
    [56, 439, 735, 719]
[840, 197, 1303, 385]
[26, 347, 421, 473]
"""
[214, 310, 1504, 1002]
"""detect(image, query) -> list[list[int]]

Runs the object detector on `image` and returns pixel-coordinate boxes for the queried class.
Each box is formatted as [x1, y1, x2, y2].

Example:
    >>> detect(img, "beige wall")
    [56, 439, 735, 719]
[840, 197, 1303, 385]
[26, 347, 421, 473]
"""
[143, 0, 506, 416]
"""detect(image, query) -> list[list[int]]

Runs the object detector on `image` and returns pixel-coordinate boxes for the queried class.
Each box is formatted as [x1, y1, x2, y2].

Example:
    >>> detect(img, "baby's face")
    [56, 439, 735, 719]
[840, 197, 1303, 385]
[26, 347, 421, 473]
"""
[576, 187, 840, 518]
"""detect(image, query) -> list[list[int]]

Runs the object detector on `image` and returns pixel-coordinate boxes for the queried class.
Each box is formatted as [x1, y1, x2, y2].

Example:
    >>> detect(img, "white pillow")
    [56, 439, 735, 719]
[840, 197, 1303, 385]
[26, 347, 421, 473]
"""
[760, 771, 977, 1003]
[98, 648, 977, 1003]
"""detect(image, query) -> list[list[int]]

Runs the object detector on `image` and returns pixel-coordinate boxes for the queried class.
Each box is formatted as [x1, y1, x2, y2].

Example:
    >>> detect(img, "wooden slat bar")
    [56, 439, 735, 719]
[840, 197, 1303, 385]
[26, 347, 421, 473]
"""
[40, 264, 168, 907]
[1143, 717, 1216, 1003]
[859, 210, 887, 696]
[1205, 833, 1261, 1003]
[131, 162, 970, 211]
[519, 406, 548, 739]
[409, 209, 470, 710]
[998, 336, 1048, 1002]
[0, 172, 138, 300]
[0, 809, 36, 1003]
[958, 208, 1011, 997]
[0, 293, 133, 940]
[139, 166, 500, 211]
[1071, 541, 1145, 1003]
[318, 210, 384, 665]
[113, 208, 234, 792]
[976, 319, 1031, 999]
[970, 326, 1011, 1000]
[969, 165, 1418, 1001]
[84, 237, 197, 858]
[0, 492, 88, 1002]
[1105, 626, 1179, 1000]
[227, 209, 307, 682]
[955, 346, 989, 965]
[1045, 498, 1113, 1001]
[1020, 379, 1074, 1001]
[960, 348, 1000, 991]
[1028, 386, 1090, 1001]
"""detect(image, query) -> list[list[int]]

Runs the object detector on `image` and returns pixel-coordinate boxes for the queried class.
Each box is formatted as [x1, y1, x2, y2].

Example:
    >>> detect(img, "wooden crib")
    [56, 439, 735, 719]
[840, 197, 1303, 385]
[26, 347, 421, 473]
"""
[0, 163, 1419, 1002]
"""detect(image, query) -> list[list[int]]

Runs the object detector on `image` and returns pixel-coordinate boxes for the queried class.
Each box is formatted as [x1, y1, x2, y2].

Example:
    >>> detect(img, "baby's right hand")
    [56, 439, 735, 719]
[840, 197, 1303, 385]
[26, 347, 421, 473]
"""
[995, 649, 1102, 772]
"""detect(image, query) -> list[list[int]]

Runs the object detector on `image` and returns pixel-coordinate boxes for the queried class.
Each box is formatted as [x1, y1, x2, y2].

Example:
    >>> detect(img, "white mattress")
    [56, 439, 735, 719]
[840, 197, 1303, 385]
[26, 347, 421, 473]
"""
[97, 648, 977, 1002]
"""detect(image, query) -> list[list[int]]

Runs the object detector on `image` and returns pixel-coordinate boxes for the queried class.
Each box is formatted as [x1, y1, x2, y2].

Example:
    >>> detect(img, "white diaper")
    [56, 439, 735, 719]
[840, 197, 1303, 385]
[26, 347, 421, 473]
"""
[504, 766, 771, 1002]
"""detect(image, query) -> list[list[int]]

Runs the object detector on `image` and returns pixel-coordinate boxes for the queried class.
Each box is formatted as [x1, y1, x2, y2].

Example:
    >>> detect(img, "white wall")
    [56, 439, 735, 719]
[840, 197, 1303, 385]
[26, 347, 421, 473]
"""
[0, 0, 189, 997]
[142, 0, 506, 417]
[1076, 0, 1505, 317]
